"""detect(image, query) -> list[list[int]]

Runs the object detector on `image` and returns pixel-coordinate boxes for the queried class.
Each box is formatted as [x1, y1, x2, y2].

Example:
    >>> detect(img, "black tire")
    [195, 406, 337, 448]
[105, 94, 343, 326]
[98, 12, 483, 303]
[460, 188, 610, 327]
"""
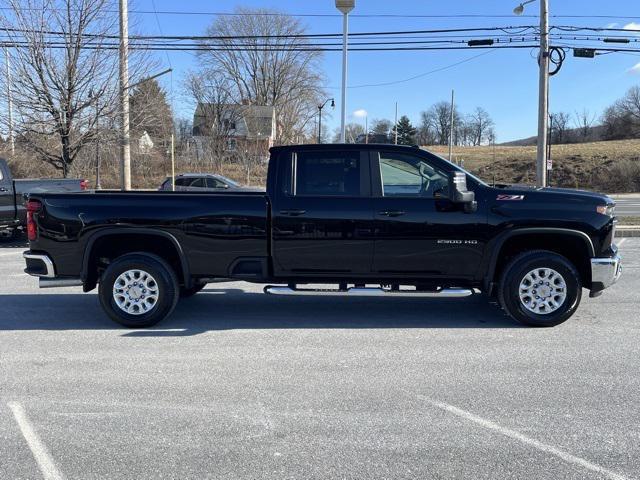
[98, 253, 179, 328]
[498, 250, 582, 327]
[0, 228, 17, 242]
[180, 282, 206, 298]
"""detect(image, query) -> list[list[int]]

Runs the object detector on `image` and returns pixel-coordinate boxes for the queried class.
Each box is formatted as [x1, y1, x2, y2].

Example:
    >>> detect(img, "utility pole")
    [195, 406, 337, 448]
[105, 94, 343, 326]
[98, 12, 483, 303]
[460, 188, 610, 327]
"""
[4, 47, 14, 155]
[536, 0, 549, 188]
[119, 0, 131, 190]
[448, 89, 455, 162]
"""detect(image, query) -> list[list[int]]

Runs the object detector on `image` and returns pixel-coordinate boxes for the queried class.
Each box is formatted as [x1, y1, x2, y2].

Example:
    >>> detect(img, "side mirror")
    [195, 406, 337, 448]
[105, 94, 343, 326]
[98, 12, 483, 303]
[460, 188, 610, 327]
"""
[449, 171, 477, 213]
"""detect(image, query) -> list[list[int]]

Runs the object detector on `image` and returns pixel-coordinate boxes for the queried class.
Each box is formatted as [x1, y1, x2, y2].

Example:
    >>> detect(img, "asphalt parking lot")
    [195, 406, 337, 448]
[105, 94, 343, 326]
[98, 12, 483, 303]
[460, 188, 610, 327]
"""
[1, 238, 639, 480]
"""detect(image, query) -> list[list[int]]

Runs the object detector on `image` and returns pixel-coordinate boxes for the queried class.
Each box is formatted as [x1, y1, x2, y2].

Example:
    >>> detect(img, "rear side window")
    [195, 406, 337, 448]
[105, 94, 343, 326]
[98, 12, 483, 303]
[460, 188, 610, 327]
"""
[293, 151, 361, 196]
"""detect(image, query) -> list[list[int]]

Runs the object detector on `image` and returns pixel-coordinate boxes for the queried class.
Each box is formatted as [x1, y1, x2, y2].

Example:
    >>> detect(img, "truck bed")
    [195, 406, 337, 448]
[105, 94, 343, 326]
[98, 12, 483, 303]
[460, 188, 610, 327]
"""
[28, 190, 270, 279]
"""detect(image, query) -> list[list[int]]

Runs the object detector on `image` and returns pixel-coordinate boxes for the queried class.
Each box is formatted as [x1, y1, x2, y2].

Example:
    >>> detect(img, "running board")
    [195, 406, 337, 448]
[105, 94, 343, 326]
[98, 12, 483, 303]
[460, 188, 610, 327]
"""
[39, 278, 83, 288]
[263, 286, 474, 298]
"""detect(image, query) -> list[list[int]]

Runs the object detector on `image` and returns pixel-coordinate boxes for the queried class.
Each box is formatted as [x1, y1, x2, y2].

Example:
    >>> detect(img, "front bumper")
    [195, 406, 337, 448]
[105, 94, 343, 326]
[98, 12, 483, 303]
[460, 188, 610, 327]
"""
[590, 254, 622, 297]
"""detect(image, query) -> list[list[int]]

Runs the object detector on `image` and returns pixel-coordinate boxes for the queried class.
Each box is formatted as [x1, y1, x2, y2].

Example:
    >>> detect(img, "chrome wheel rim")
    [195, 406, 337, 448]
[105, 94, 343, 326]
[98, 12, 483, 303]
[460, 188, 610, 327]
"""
[113, 269, 159, 316]
[518, 267, 567, 315]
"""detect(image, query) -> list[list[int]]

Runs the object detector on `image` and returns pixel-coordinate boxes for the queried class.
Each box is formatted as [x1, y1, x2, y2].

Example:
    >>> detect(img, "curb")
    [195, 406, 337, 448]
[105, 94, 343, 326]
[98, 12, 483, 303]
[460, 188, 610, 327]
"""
[616, 227, 640, 238]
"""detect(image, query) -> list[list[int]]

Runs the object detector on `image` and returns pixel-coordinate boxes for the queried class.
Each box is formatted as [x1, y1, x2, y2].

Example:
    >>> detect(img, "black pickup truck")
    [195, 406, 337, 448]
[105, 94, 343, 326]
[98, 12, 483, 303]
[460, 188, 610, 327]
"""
[0, 158, 88, 239]
[22, 144, 621, 328]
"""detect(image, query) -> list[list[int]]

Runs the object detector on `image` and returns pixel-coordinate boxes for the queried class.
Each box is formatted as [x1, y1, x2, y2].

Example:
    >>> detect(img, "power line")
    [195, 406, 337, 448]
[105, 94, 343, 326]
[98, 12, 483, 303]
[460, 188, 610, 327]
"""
[1, 7, 637, 20]
[345, 49, 497, 88]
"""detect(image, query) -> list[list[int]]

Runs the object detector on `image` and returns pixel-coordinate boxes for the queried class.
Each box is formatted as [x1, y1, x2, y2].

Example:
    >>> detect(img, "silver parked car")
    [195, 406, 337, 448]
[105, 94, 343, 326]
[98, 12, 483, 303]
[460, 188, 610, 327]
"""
[159, 174, 263, 192]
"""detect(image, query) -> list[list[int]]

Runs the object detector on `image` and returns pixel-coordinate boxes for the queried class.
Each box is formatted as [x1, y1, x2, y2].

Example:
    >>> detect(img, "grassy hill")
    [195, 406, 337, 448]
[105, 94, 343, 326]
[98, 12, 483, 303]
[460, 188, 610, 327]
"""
[427, 139, 640, 193]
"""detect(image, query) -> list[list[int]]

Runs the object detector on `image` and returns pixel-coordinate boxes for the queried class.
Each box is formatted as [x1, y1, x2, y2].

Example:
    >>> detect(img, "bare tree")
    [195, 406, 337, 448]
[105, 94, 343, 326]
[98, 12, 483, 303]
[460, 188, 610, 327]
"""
[0, 0, 156, 176]
[332, 123, 364, 143]
[422, 101, 461, 146]
[551, 112, 571, 144]
[468, 107, 494, 146]
[196, 8, 326, 145]
[0, 0, 118, 175]
[573, 109, 596, 141]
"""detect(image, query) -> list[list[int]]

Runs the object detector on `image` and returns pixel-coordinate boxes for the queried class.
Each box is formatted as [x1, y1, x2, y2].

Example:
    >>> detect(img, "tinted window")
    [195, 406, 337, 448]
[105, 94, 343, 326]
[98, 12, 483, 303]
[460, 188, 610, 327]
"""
[379, 152, 449, 198]
[294, 151, 361, 196]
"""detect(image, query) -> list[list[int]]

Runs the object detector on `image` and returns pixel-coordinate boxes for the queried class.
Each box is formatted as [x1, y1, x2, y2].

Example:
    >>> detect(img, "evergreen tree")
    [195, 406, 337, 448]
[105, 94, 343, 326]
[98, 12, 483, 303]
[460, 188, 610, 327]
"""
[392, 115, 417, 145]
[129, 79, 174, 146]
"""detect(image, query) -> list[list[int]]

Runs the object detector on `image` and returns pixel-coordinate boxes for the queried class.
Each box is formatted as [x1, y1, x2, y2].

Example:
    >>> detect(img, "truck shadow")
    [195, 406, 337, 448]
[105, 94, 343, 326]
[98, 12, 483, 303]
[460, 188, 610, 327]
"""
[0, 233, 28, 248]
[0, 288, 522, 334]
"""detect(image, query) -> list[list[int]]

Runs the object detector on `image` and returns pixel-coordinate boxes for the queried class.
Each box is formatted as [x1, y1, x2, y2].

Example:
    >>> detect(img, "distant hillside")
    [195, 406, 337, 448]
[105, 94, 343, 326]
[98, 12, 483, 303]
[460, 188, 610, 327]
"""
[501, 125, 607, 146]
[427, 139, 640, 193]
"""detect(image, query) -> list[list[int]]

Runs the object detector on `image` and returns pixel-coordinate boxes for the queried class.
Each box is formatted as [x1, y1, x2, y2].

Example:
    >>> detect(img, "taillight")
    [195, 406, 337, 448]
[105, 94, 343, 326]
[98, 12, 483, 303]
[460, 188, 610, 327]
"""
[26, 200, 42, 242]
[80, 179, 89, 190]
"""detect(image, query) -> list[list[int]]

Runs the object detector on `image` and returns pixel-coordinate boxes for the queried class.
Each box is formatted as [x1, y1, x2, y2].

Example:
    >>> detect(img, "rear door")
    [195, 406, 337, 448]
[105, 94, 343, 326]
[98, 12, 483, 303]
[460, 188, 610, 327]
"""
[370, 149, 486, 278]
[271, 149, 375, 275]
[0, 161, 16, 225]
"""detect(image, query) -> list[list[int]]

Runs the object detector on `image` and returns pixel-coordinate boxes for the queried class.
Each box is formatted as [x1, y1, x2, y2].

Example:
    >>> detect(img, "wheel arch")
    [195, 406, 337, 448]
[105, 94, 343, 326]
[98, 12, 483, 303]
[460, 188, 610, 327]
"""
[484, 228, 594, 294]
[81, 228, 191, 291]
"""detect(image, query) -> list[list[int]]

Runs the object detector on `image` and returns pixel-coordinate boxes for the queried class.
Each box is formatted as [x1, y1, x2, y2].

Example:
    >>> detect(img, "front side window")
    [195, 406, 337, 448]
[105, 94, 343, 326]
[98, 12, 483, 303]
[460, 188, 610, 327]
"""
[379, 152, 449, 198]
[207, 178, 225, 188]
[294, 151, 361, 196]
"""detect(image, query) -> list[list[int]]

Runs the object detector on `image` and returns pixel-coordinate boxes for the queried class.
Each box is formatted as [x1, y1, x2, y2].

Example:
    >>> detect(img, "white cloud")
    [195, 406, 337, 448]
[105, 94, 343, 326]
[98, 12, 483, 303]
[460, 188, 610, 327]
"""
[627, 62, 640, 74]
[352, 109, 367, 118]
[623, 22, 640, 31]
[606, 22, 618, 28]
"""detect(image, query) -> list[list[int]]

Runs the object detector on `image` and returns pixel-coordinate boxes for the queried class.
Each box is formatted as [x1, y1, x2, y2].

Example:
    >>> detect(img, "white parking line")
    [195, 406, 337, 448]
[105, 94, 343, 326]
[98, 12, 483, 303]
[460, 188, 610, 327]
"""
[8, 402, 65, 480]
[0, 251, 22, 257]
[419, 396, 629, 480]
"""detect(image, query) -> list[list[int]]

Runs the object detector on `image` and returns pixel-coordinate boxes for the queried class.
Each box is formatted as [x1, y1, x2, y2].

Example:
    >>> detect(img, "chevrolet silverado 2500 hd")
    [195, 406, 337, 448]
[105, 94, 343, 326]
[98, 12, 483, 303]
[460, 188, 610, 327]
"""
[22, 144, 621, 327]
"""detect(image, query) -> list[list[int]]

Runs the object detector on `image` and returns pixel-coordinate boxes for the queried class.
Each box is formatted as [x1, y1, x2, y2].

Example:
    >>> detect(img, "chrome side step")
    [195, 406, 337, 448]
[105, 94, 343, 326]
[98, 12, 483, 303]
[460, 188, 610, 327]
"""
[263, 286, 474, 298]
[39, 278, 83, 288]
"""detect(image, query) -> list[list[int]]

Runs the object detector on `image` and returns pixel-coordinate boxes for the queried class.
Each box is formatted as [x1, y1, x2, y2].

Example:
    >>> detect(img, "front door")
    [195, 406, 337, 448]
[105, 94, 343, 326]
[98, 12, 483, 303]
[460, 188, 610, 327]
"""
[271, 149, 374, 275]
[370, 150, 486, 279]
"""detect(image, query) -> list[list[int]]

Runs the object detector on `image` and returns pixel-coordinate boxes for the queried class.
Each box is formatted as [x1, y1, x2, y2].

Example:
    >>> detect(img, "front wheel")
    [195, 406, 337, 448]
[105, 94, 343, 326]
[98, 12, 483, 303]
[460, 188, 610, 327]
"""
[99, 253, 179, 328]
[498, 250, 582, 327]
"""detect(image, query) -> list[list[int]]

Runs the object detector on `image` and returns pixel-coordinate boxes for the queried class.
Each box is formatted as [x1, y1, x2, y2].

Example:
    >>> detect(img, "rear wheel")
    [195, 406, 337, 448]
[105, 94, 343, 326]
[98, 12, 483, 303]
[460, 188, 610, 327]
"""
[498, 250, 582, 327]
[99, 253, 179, 328]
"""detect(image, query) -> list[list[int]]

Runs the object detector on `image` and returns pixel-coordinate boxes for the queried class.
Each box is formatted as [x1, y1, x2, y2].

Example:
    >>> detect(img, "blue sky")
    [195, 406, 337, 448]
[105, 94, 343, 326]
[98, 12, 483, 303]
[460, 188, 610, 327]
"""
[137, 0, 640, 142]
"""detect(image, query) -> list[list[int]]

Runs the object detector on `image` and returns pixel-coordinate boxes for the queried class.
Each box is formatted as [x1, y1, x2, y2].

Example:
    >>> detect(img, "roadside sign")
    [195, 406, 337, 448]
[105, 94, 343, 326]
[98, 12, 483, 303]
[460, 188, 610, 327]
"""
[547, 159, 553, 171]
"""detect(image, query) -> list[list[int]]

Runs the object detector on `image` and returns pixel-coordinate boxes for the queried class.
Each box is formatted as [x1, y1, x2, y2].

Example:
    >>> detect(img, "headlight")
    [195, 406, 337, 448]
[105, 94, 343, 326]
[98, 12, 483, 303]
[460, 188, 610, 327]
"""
[596, 205, 615, 216]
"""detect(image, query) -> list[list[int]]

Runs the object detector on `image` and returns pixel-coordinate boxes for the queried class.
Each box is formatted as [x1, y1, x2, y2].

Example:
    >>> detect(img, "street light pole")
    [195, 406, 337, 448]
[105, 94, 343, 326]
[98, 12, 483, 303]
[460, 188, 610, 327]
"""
[317, 98, 335, 144]
[336, 1, 355, 143]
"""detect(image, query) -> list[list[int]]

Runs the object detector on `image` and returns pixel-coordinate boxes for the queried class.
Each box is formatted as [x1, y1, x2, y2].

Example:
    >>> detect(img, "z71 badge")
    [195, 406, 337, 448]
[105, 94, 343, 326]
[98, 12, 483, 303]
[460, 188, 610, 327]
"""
[496, 194, 525, 201]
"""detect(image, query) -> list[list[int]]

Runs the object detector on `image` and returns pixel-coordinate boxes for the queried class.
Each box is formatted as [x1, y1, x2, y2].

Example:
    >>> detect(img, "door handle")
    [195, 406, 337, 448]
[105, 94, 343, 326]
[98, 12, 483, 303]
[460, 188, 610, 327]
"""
[378, 210, 406, 217]
[279, 209, 307, 216]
